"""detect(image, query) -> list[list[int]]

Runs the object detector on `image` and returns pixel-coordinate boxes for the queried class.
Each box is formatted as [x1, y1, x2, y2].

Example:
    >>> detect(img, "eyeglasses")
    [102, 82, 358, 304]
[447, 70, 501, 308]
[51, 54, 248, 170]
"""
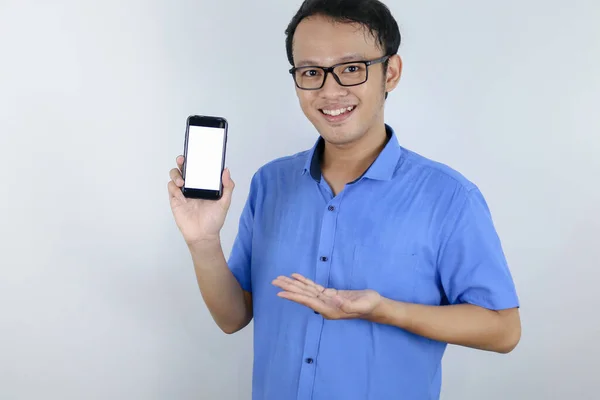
[289, 55, 390, 90]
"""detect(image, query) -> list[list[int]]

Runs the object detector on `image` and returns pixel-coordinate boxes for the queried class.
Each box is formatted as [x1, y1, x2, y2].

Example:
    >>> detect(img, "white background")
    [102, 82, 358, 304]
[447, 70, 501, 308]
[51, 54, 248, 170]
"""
[1, 0, 599, 399]
[184, 125, 225, 191]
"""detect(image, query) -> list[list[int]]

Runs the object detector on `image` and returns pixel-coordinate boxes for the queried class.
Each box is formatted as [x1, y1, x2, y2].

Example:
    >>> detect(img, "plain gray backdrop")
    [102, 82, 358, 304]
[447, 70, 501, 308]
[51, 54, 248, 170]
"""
[1, 0, 599, 399]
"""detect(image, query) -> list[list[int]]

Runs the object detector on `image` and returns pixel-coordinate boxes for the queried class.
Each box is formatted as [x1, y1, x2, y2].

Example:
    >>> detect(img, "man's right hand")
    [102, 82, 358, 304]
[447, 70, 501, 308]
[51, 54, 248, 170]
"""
[167, 155, 235, 245]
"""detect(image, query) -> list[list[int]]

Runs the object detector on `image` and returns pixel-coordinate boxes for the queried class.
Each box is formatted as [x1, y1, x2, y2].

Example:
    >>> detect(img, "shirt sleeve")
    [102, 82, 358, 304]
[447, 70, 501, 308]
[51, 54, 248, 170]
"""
[437, 187, 519, 310]
[227, 172, 260, 293]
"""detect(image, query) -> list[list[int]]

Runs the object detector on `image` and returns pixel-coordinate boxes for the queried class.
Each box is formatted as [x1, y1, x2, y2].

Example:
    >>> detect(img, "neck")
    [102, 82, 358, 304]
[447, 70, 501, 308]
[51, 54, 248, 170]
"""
[321, 123, 388, 180]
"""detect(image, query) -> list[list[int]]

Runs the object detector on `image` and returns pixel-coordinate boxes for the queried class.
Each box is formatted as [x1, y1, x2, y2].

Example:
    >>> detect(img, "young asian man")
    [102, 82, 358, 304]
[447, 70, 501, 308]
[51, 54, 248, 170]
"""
[168, 1, 521, 399]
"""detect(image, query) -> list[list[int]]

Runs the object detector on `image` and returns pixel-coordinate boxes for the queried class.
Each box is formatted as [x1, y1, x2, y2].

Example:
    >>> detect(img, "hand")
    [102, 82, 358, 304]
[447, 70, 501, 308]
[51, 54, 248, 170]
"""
[272, 273, 382, 320]
[167, 155, 235, 245]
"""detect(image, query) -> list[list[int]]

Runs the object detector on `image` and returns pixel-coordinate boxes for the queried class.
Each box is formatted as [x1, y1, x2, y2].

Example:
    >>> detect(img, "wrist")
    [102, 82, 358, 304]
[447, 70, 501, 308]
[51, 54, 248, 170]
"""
[367, 296, 390, 323]
[366, 297, 408, 328]
[186, 235, 221, 251]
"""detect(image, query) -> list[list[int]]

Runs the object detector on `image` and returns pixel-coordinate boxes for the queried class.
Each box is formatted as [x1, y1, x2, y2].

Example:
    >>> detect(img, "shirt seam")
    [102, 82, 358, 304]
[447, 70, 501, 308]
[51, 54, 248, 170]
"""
[402, 153, 477, 192]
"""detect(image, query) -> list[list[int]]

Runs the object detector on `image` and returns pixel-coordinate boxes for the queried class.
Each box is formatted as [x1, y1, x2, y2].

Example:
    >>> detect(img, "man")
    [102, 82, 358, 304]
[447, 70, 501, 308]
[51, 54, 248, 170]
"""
[168, 0, 521, 398]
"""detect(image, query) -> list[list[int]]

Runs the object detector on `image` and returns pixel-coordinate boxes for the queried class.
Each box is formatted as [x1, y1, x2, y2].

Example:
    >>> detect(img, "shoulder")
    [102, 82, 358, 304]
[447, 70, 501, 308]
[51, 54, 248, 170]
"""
[399, 147, 478, 194]
[252, 149, 309, 180]
[247, 149, 310, 191]
[396, 147, 492, 222]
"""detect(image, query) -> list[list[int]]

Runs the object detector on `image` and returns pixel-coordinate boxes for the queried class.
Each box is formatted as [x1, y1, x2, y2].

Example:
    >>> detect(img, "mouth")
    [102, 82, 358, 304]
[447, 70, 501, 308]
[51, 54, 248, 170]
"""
[319, 105, 356, 123]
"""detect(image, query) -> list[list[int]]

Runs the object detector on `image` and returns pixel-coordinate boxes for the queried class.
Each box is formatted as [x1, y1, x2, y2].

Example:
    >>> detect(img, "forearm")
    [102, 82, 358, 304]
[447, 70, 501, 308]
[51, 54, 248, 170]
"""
[188, 239, 252, 334]
[368, 298, 520, 353]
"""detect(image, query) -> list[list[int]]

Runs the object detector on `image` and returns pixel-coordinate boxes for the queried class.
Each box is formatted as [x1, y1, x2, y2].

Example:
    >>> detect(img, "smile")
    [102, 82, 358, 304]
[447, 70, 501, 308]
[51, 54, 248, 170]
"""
[320, 106, 355, 116]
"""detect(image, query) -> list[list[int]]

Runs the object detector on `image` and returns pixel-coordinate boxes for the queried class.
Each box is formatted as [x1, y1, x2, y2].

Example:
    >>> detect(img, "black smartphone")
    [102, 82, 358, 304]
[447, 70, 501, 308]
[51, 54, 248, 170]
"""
[181, 115, 228, 200]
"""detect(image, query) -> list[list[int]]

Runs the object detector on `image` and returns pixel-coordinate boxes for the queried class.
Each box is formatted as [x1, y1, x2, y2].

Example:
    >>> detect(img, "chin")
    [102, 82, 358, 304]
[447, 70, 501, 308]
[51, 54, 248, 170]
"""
[309, 113, 364, 146]
[317, 125, 363, 146]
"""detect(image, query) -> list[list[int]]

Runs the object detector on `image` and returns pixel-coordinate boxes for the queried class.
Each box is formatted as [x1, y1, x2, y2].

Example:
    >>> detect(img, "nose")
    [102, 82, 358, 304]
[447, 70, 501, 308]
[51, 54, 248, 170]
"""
[320, 71, 348, 98]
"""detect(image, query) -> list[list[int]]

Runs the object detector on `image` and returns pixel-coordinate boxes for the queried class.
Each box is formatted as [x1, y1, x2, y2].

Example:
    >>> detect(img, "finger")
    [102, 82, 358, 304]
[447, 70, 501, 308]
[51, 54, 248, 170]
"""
[176, 155, 184, 171]
[272, 276, 317, 297]
[169, 168, 184, 187]
[219, 168, 235, 206]
[287, 276, 322, 296]
[291, 273, 326, 293]
[167, 180, 186, 202]
[275, 275, 320, 295]
[277, 291, 325, 312]
[222, 168, 235, 191]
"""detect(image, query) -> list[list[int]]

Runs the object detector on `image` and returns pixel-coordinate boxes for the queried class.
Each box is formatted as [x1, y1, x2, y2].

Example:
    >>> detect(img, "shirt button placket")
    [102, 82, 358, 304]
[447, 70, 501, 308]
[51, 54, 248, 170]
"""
[297, 201, 339, 400]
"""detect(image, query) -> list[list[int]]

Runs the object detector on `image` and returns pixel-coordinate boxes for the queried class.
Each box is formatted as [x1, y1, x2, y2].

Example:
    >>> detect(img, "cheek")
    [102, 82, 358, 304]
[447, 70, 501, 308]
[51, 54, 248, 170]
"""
[357, 85, 384, 110]
[297, 92, 318, 115]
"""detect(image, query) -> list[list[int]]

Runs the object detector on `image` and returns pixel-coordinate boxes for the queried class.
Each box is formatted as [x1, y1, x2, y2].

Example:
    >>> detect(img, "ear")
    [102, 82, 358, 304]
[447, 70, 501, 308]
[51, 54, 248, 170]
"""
[385, 54, 403, 93]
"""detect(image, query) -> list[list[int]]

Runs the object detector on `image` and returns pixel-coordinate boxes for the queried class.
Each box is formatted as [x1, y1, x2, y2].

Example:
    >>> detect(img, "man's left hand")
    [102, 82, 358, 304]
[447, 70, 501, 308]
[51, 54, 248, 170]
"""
[271, 273, 382, 320]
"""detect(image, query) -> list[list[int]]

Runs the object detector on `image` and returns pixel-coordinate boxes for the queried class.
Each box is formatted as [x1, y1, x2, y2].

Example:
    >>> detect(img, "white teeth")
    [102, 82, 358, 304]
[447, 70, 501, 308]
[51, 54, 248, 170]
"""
[322, 106, 354, 116]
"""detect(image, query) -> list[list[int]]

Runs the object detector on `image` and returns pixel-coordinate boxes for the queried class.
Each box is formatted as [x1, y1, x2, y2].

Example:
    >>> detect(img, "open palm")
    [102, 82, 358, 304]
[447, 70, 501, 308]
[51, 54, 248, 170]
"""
[272, 273, 382, 320]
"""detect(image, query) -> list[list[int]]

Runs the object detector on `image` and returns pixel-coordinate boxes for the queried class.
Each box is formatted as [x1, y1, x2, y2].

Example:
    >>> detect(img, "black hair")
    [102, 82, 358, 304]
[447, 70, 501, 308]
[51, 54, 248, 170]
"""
[285, 0, 401, 67]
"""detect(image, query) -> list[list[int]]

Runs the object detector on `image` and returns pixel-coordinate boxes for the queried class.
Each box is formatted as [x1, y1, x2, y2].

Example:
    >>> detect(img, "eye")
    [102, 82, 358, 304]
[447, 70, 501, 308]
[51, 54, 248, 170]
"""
[340, 63, 365, 74]
[302, 69, 322, 77]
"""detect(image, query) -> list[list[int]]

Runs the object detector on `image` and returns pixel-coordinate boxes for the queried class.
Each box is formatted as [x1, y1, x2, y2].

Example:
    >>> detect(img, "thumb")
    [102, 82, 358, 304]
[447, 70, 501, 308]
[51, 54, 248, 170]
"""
[221, 168, 235, 201]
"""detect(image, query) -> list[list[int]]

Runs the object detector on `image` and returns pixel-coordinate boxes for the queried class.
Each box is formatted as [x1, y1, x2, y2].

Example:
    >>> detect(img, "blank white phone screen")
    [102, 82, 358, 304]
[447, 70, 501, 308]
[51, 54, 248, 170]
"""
[184, 125, 225, 191]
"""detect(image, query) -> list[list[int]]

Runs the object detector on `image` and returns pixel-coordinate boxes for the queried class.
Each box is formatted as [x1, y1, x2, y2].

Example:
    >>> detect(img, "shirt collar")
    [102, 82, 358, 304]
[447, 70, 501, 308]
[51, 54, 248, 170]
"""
[302, 124, 402, 182]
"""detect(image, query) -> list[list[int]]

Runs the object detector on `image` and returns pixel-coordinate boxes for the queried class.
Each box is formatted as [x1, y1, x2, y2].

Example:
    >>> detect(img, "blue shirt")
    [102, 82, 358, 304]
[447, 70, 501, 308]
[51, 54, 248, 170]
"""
[228, 125, 519, 400]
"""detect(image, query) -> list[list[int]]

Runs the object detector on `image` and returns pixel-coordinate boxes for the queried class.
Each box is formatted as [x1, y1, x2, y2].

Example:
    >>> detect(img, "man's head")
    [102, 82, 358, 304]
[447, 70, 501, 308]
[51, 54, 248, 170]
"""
[285, 0, 402, 146]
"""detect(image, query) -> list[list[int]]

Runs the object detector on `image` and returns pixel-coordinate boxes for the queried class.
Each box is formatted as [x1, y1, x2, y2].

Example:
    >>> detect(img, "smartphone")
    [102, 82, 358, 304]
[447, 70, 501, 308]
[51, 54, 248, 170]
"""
[181, 115, 228, 200]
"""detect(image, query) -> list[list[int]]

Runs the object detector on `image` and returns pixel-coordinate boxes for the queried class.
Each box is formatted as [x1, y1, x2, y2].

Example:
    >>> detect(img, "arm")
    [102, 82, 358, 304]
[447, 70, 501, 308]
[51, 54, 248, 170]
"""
[272, 275, 520, 353]
[393, 186, 522, 353]
[368, 299, 520, 353]
[188, 238, 253, 334]
[194, 171, 260, 334]
[273, 187, 522, 352]
[168, 158, 256, 335]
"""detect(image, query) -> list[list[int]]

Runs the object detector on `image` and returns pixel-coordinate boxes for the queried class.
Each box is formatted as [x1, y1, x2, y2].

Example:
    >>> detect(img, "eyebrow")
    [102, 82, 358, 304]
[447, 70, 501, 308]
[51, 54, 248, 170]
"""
[295, 53, 367, 67]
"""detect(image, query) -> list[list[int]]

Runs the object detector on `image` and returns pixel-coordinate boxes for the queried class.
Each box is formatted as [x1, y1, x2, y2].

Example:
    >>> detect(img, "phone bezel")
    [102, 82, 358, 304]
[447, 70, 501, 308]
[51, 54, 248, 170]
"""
[181, 115, 228, 200]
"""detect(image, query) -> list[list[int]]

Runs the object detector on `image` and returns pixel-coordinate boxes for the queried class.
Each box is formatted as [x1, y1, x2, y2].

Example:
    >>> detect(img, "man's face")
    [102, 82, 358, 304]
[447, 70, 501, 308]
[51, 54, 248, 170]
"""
[291, 15, 401, 146]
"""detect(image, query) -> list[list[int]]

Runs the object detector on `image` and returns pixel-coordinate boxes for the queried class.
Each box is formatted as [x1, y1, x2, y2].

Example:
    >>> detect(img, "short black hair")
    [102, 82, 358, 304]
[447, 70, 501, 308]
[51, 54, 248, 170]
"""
[285, 0, 401, 66]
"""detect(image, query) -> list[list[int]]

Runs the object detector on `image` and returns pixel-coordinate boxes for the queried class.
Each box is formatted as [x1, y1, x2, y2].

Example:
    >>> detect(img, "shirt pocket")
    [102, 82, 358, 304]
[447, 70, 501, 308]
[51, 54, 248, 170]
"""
[350, 244, 428, 303]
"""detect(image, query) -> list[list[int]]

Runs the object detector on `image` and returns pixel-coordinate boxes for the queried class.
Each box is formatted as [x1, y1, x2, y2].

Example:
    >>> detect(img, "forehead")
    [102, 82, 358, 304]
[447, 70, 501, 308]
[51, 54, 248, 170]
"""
[293, 15, 382, 66]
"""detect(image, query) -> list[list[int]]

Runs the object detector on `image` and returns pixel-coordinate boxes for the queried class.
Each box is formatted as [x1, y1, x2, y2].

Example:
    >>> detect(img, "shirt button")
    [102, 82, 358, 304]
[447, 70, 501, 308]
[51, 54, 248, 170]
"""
[305, 358, 314, 364]
[328, 205, 335, 211]
[320, 256, 328, 262]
